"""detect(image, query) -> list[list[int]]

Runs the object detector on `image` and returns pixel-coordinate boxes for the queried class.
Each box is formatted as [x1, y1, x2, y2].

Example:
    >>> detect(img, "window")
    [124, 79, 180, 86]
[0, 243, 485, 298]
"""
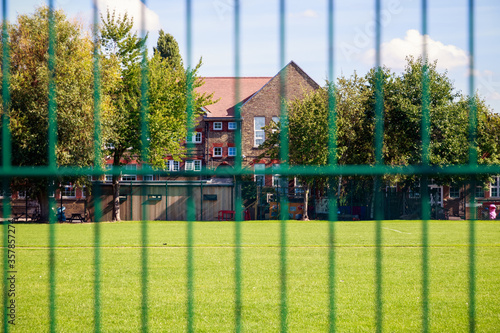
[294, 177, 304, 195]
[213, 122, 222, 130]
[194, 160, 202, 171]
[491, 176, 500, 197]
[143, 175, 154, 181]
[168, 160, 180, 172]
[18, 191, 26, 199]
[122, 164, 137, 181]
[254, 117, 265, 146]
[228, 122, 237, 130]
[429, 185, 443, 207]
[271, 116, 280, 133]
[213, 147, 222, 157]
[187, 132, 202, 143]
[386, 185, 397, 194]
[272, 164, 282, 187]
[254, 163, 265, 186]
[449, 186, 460, 198]
[185, 160, 202, 171]
[228, 147, 236, 156]
[62, 186, 76, 198]
[409, 187, 420, 198]
[105, 164, 113, 182]
[476, 186, 484, 198]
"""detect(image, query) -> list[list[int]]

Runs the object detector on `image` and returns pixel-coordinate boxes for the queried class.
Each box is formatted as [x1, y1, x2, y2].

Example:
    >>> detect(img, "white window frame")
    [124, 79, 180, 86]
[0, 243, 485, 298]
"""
[228, 122, 237, 130]
[213, 147, 223, 157]
[272, 164, 282, 187]
[194, 132, 202, 143]
[228, 147, 236, 157]
[476, 186, 485, 198]
[168, 160, 180, 172]
[194, 160, 202, 171]
[122, 164, 137, 181]
[491, 176, 500, 197]
[213, 122, 222, 131]
[294, 177, 305, 195]
[61, 186, 76, 199]
[185, 160, 202, 171]
[105, 164, 113, 182]
[449, 186, 460, 198]
[254, 117, 265, 147]
[254, 163, 265, 186]
[187, 132, 202, 143]
[18, 190, 26, 199]
[143, 175, 154, 181]
[429, 184, 443, 207]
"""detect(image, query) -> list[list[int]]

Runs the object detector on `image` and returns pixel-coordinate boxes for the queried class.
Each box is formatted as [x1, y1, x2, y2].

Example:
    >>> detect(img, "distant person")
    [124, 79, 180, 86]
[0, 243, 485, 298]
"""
[489, 204, 497, 220]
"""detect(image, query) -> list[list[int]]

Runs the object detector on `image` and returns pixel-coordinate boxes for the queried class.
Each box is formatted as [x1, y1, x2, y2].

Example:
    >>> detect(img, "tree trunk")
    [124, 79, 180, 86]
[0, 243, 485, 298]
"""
[302, 183, 310, 221]
[112, 174, 121, 222]
[37, 188, 50, 222]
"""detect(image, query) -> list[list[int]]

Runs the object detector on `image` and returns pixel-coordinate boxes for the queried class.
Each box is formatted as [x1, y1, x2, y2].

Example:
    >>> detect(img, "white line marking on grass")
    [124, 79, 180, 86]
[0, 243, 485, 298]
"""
[383, 227, 412, 234]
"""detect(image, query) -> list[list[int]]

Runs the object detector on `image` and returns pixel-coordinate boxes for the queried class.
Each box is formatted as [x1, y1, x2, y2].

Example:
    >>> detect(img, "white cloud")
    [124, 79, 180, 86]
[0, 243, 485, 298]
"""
[290, 9, 319, 18]
[362, 29, 469, 71]
[98, 0, 161, 32]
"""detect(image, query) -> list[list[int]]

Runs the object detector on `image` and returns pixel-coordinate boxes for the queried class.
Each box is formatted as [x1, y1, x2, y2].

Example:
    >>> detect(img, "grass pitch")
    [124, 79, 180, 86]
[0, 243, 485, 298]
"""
[3, 220, 500, 332]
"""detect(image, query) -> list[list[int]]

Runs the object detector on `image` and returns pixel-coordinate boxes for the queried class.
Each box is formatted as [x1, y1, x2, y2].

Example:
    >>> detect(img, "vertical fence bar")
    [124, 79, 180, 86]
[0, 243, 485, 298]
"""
[420, 0, 430, 332]
[1, 0, 9, 172]
[1, 0, 11, 329]
[233, 1, 243, 332]
[373, 1, 384, 332]
[327, 1, 337, 332]
[467, 1, 477, 332]
[47, 1, 57, 332]
[185, 1, 195, 332]
[139, 1, 150, 332]
[91, 0, 102, 331]
[278, 1, 288, 332]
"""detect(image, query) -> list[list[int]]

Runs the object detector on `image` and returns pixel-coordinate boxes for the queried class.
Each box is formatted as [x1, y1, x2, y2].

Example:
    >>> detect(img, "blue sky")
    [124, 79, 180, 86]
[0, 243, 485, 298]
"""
[8, 0, 500, 113]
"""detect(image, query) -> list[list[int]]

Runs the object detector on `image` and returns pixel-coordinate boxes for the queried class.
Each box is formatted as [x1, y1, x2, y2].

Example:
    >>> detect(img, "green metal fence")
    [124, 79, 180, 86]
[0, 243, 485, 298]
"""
[0, 0, 496, 332]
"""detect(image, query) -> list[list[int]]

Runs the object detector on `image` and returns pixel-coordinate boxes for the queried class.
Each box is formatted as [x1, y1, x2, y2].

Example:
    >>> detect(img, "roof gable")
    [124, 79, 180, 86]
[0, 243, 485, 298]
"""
[241, 61, 320, 110]
[195, 77, 271, 118]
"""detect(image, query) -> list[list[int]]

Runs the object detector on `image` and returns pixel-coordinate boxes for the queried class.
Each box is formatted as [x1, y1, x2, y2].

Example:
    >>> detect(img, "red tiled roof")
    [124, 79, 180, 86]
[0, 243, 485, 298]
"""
[196, 77, 272, 118]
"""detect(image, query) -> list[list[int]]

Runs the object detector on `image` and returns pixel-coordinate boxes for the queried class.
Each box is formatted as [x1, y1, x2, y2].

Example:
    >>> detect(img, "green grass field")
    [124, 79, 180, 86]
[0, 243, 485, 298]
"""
[3, 220, 500, 332]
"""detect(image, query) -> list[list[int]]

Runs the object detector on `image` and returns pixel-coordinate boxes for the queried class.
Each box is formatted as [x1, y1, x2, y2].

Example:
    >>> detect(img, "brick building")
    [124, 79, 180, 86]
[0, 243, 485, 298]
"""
[195, 60, 320, 185]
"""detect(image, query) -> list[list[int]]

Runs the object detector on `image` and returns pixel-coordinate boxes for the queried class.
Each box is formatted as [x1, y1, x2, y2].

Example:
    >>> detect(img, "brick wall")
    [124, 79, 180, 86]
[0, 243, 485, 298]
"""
[241, 61, 319, 167]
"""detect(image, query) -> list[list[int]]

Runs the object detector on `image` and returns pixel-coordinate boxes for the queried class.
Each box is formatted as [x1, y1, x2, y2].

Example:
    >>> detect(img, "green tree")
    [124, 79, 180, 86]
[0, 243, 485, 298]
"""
[101, 11, 212, 221]
[260, 74, 374, 219]
[260, 56, 500, 219]
[153, 30, 183, 70]
[364, 56, 499, 185]
[260, 88, 328, 220]
[100, 10, 146, 221]
[3, 7, 96, 220]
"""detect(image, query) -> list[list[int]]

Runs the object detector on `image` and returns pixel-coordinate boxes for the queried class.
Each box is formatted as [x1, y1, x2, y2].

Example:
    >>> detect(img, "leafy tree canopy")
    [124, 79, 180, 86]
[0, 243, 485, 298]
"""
[153, 30, 183, 71]
[1, 6, 98, 218]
